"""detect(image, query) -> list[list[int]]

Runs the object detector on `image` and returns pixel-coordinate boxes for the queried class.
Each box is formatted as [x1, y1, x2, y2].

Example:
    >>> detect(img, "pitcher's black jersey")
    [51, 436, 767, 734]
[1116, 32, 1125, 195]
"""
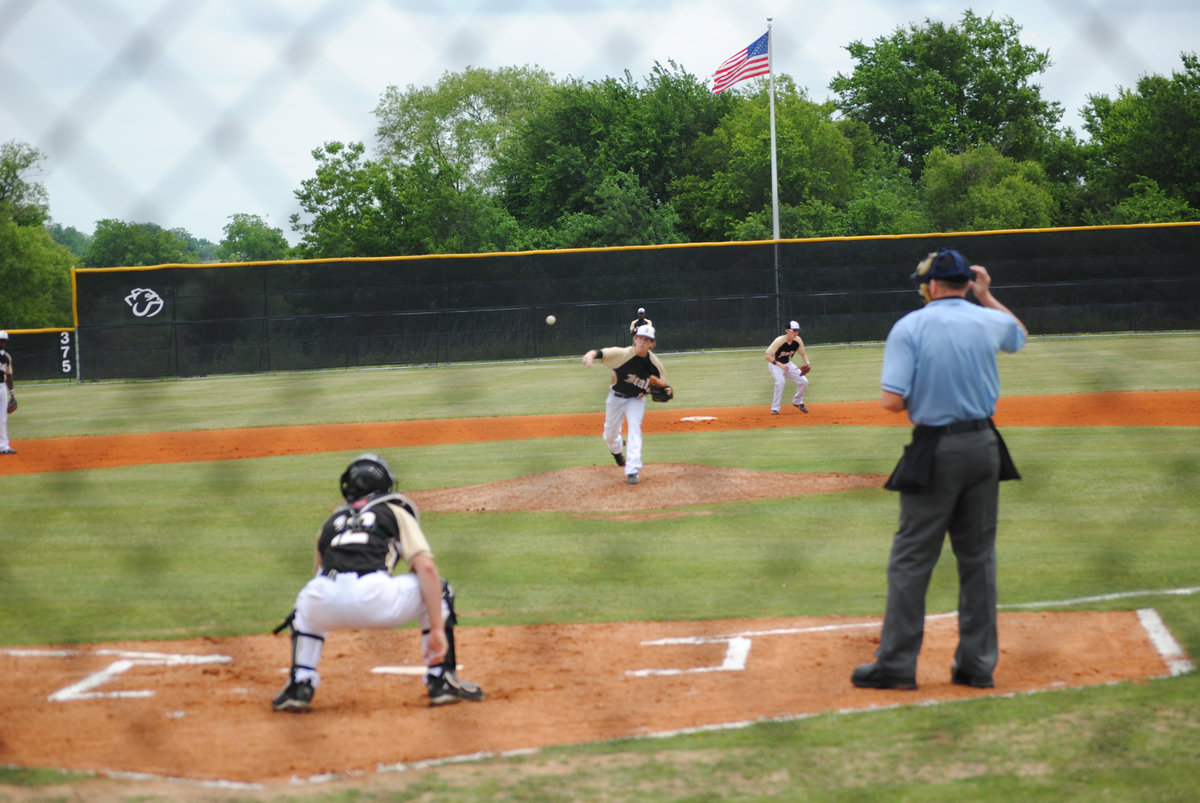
[595, 345, 666, 397]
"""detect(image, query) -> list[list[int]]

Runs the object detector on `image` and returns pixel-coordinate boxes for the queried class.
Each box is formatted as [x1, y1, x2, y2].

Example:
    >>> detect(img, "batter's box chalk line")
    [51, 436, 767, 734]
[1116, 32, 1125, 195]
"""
[2, 586, 1194, 791]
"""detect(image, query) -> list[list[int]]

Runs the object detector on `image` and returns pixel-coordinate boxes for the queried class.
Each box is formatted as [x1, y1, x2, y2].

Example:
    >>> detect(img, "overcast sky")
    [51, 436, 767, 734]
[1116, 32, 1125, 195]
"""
[2, 0, 1197, 245]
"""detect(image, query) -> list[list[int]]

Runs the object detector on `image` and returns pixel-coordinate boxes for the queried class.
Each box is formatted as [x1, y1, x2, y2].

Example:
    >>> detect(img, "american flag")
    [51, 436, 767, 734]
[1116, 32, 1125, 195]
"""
[711, 31, 770, 94]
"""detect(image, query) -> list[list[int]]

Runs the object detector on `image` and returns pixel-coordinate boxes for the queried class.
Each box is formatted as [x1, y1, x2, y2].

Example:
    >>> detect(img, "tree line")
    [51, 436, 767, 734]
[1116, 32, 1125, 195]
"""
[3, 11, 1198, 328]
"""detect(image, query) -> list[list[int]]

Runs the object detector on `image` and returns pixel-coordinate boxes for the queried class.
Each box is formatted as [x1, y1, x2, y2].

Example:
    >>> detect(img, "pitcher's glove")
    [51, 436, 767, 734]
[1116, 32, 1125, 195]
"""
[650, 384, 673, 403]
[799, 364, 811, 376]
[5, 394, 14, 414]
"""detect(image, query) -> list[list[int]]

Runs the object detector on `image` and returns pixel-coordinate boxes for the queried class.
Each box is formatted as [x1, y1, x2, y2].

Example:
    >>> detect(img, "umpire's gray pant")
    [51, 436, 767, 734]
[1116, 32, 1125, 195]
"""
[876, 428, 1001, 680]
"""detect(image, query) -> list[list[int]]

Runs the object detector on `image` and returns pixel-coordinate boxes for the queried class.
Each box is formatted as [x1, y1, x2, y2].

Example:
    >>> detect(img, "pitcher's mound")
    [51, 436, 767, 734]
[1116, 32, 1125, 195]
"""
[410, 463, 887, 513]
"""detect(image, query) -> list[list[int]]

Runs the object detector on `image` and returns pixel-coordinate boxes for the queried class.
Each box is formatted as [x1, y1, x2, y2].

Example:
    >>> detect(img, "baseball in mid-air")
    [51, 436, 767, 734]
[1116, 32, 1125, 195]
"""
[545, 314, 557, 326]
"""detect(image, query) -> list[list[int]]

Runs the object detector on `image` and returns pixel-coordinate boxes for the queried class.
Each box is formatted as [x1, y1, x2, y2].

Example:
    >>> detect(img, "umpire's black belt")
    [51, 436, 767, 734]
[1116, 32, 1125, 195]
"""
[936, 417, 992, 435]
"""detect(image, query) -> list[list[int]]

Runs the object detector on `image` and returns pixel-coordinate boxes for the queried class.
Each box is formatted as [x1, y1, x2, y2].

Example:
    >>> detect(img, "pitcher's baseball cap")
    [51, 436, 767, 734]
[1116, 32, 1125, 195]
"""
[635, 324, 656, 339]
[787, 320, 800, 331]
[0, 330, 8, 339]
[637, 307, 646, 313]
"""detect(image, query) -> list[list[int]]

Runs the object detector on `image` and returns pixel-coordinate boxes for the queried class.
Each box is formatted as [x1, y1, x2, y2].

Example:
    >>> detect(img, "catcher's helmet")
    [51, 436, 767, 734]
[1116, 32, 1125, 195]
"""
[340, 453, 395, 501]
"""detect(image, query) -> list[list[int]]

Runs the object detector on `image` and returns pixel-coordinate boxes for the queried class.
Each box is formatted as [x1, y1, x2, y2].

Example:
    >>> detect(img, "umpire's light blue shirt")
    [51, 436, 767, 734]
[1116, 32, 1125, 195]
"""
[881, 298, 1026, 427]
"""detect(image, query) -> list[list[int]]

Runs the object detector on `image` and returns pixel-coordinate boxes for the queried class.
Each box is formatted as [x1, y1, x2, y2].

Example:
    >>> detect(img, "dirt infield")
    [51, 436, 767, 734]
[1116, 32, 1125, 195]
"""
[1, 391, 1195, 791]
[0, 611, 1185, 789]
[3, 391, 1198, 476]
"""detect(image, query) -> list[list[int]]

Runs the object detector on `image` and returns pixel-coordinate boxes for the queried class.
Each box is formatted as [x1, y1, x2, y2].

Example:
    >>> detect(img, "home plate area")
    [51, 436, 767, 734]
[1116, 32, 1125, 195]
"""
[0, 609, 1190, 786]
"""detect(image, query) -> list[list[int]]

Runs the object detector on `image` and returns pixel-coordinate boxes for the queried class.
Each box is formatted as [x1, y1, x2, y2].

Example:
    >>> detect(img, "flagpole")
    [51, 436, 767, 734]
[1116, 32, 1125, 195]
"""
[768, 18, 779, 241]
[767, 18, 782, 331]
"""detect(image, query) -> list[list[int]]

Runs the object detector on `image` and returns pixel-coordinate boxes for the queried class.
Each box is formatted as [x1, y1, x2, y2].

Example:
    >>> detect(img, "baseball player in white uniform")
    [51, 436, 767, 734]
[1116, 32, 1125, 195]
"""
[764, 320, 811, 414]
[582, 324, 669, 484]
[629, 307, 652, 337]
[0, 331, 14, 454]
[272, 454, 485, 712]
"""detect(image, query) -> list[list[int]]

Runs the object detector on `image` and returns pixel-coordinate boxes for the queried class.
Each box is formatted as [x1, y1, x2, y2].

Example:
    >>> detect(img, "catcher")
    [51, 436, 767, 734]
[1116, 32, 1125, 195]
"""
[582, 323, 671, 485]
[764, 320, 811, 414]
[0, 330, 15, 455]
[272, 453, 485, 712]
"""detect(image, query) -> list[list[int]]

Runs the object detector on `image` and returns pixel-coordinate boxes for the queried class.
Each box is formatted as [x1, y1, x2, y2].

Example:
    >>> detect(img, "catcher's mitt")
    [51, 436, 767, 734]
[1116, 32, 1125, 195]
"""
[799, 364, 811, 376]
[5, 394, 14, 414]
[650, 384, 673, 403]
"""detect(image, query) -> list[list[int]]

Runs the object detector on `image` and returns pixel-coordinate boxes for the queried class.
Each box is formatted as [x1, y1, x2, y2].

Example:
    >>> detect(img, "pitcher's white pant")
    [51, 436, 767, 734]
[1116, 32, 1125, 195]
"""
[603, 390, 645, 477]
[0, 399, 8, 451]
[769, 362, 809, 412]
[290, 570, 449, 688]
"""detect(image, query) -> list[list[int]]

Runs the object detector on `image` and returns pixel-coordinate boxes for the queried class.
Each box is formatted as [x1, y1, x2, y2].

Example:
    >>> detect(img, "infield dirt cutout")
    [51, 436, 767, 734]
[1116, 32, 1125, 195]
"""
[1, 392, 1196, 792]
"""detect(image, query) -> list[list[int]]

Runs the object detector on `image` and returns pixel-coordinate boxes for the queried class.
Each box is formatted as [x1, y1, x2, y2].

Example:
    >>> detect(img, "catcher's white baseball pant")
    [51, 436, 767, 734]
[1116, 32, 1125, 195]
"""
[769, 362, 809, 412]
[290, 570, 449, 688]
[604, 390, 645, 477]
[0, 402, 8, 451]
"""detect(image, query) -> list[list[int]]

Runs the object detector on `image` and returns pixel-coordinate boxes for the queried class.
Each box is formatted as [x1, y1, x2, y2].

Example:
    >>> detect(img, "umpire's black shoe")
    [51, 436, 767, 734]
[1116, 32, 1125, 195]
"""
[612, 451, 626, 467]
[272, 680, 314, 712]
[951, 663, 995, 688]
[851, 662, 917, 690]
[427, 671, 485, 706]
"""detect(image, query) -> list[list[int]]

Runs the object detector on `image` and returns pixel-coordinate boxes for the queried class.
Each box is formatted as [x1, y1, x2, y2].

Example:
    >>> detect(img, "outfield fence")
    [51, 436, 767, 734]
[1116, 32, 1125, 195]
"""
[44, 222, 1200, 381]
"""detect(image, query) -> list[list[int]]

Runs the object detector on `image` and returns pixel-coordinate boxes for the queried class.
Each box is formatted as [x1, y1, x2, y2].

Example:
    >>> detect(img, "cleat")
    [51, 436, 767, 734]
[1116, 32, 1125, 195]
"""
[612, 451, 625, 467]
[0, 448, 16, 455]
[272, 680, 314, 712]
[794, 403, 808, 413]
[626, 473, 639, 485]
[427, 671, 485, 706]
[770, 410, 779, 415]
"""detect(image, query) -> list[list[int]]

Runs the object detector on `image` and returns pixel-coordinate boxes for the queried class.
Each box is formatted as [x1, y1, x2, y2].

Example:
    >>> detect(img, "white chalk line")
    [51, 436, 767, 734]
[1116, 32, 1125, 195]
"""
[1136, 608, 1195, 676]
[625, 587, 1198, 679]
[3, 585, 1195, 790]
[0, 648, 232, 702]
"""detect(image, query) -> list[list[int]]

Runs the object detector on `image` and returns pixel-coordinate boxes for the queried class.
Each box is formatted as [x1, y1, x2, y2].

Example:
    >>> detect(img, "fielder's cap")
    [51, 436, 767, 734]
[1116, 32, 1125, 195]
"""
[788, 320, 800, 331]
[637, 307, 646, 314]
[635, 324, 656, 339]
[914, 249, 974, 283]
[0, 331, 7, 339]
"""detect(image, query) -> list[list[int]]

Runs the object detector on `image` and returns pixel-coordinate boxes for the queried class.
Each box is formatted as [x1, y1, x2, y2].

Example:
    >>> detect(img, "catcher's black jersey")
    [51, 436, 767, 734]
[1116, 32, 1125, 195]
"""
[316, 493, 430, 575]
[766, 336, 801, 364]
[0, 350, 10, 379]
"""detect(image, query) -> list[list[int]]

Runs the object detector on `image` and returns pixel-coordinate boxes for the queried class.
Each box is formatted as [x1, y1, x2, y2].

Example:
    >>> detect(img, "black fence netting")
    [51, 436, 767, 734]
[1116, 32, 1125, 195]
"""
[70, 224, 1200, 380]
[4, 330, 77, 382]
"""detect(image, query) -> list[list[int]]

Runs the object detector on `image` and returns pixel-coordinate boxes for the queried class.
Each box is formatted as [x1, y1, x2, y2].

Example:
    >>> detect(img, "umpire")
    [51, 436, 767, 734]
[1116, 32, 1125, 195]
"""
[852, 249, 1026, 691]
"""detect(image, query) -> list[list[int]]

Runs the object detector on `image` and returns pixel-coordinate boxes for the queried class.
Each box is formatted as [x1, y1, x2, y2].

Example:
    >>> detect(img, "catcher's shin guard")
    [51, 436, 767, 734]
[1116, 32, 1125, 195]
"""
[423, 577, 464, 673]
[287, 620, 325, 686]
[426, 577, 458, 671]
[423, 578, 484, 704]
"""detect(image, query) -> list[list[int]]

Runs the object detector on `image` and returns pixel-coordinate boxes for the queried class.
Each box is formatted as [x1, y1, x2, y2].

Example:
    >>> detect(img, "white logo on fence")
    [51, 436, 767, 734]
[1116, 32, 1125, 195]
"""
[124, 288, 165, 318]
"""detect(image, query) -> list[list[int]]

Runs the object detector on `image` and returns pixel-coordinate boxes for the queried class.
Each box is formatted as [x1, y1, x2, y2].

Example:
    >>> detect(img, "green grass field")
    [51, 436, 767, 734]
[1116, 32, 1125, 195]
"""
[2, 332, 1198, 800]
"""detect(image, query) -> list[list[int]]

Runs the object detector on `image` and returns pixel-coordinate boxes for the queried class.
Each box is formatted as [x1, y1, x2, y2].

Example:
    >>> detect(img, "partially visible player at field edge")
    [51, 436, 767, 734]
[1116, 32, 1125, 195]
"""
[764, 320, 810, 414]
[0, 330, 15, 455]
[272, 453, 485, 712]
[629, 306, 652, 338]
[582, 324, 669, 485]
